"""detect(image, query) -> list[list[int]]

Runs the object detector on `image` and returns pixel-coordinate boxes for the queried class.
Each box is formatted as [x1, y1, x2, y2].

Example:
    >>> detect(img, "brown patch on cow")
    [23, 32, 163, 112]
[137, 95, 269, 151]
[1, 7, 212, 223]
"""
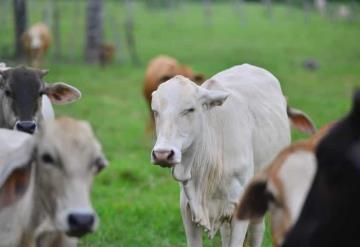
[0, 166, 31, 209]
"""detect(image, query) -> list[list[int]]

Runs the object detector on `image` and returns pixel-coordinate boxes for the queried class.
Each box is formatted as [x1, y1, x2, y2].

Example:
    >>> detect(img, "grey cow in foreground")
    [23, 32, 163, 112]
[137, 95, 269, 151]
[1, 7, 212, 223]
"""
[0, 117, 108, 247]
[0, 64, 81, 134]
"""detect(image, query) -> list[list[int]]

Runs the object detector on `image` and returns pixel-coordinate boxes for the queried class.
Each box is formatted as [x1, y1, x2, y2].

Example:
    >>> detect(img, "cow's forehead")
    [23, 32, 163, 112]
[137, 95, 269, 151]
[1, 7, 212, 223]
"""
[40, 118, 99, 158]
[153, 76, 198, 109]
[7, 68, 42, 91]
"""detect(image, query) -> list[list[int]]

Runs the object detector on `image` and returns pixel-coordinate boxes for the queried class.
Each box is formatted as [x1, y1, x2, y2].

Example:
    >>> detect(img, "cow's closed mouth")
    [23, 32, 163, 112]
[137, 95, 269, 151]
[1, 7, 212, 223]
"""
[153, 161, 178, 168]
[66, 229, 92, 238]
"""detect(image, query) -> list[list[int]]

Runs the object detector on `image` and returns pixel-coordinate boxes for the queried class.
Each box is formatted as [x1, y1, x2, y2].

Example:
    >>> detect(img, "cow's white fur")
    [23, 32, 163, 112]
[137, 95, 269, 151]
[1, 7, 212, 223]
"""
[152, 64, 291, 247]
[278, 151, 317, 224]
[41, 95, 55, 120]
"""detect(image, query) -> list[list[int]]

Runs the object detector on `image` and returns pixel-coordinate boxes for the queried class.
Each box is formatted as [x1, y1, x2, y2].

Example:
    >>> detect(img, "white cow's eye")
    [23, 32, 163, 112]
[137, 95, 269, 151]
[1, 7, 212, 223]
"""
[94, 157, 107, 174]
[182, 108, 195, 115]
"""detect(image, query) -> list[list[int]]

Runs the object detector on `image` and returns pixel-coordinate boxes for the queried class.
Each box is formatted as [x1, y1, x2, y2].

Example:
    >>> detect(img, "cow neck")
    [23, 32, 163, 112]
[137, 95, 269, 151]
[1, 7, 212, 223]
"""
[179, 111, 224, 232]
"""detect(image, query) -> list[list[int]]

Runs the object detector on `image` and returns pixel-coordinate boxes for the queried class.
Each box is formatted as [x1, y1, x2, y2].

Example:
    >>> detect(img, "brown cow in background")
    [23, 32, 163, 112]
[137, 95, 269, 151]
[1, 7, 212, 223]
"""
[21, 23, 52, 68]
[99, 43, 116, 66]
[143, 55, 205, 129]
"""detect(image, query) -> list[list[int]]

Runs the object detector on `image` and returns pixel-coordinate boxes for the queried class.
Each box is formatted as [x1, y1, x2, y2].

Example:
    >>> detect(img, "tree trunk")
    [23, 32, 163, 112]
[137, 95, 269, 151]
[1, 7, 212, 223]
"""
[53, 0, 61, 60]
[13, 0, 27, 58]
[262, 0, 272, 19]
[85, 0, 103, 63]
[203, 0, 212, 26]
[124, 0, 140, 66]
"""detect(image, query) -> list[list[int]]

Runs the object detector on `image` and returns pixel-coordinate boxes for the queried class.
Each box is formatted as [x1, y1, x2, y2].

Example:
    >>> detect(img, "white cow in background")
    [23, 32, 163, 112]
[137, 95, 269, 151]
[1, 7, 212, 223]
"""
[151, 64, 315, 247]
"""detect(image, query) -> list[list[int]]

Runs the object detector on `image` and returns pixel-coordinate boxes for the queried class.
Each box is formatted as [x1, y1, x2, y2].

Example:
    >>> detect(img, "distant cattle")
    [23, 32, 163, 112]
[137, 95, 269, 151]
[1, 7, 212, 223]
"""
[21, 23, 52, 68]
[236, 123, 333, 247]
[0, 117, 108, 247]
[99, 43, 116, 66]
[150, 64, 315, 247]
[143, 55, 205, 129]
[283, 91, 360, 247]
[0, 66, 81, 134]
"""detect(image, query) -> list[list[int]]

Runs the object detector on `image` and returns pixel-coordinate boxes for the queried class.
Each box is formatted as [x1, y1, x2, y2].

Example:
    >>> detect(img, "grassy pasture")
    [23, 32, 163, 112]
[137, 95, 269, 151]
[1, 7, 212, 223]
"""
[2, 1, 360, 246]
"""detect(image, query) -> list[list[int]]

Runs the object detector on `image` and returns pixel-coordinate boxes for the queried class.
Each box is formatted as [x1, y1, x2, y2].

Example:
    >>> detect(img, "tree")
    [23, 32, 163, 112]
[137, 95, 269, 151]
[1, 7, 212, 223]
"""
[13, 0, 27, 58]
[124, 0, 140, 66]
[85, 0, 103, 63]
[203, 0, 212, 26]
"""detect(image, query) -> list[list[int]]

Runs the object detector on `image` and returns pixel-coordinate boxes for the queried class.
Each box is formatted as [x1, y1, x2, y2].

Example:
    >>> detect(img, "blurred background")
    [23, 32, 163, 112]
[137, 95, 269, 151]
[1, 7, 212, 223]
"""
[1, 0, 360, 246]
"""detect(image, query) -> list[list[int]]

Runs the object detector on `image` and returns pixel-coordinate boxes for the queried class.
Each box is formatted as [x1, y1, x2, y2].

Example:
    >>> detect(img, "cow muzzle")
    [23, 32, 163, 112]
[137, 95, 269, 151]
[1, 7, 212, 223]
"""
[66, 212, 96, 238]
[15, 121, 37, 134]
[151, 148, 180, 168]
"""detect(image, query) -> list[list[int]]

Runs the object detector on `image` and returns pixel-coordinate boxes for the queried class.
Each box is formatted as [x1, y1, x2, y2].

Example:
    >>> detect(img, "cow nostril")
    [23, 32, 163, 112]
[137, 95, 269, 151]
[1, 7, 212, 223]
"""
[168, 150, 175, 160]
[152, 150, 157, 160]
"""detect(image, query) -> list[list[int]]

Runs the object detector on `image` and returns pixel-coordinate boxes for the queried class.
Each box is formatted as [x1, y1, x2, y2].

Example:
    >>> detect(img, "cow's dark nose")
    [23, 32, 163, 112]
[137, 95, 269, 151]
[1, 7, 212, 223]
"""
[152, 149, 175, 166]
[67, 213, 95, 237]
[16, 121, 36, 134]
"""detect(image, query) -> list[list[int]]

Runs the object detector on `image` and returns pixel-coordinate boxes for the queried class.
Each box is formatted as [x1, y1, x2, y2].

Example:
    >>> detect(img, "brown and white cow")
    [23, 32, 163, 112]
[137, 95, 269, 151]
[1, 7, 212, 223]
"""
[236, 123, 334, 247]
[0, 117, 108, 247]
[143, 55, 205, 129]
[0, 66, 81, 134]
[21, 23, 52, 68]
[283, 91, 360, 247]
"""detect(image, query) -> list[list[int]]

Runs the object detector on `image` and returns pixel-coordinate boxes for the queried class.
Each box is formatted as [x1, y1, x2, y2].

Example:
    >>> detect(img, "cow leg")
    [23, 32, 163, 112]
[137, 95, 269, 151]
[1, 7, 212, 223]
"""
[180, 190, 202, 247]
[229, 218, 249, 247]
[220, 222, 231, 247]
[247, 219, 265, 247]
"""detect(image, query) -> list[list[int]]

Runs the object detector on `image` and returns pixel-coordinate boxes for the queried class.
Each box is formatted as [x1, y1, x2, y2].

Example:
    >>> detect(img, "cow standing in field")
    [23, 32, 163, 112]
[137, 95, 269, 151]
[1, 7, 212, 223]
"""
[283, 91, 360, 247]
[143, 55, 205, 129]
[0, 66, 81, 134]
[150, 64, 315, 247]
[236, 123, 333, 247]
[21, 23, 52, 68]
[0, 117, 108, 247]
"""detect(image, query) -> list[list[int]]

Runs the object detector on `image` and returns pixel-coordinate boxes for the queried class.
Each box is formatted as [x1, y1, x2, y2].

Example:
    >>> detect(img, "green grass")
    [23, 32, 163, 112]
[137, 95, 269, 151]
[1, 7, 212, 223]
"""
[2, 1, 360, 246]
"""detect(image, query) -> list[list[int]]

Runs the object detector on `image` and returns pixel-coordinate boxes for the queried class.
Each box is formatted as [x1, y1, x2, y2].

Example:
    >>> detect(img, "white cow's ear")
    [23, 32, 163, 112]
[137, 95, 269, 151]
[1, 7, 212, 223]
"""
[44, 83, 81, 105]
[0, 138, 35, 209]
[199, 88, 230, 109]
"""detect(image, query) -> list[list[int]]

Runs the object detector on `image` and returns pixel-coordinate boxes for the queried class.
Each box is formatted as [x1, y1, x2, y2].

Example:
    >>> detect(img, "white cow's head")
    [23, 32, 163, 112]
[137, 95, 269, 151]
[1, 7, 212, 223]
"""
[151, 76, 229, 181]
[0, 118, 108, 238]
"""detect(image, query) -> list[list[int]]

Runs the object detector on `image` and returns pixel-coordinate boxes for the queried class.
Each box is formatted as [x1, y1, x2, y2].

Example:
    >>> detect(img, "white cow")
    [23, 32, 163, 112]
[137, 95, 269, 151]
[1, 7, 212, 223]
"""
[151, 64, 315, 247]
[0, 117, 108, 247]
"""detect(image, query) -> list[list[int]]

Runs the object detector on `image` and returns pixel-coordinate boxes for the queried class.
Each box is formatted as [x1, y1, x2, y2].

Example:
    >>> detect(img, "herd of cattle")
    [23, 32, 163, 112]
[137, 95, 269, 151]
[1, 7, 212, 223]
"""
[0, 53, 359, 247]
[20, 22, 115, 68]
